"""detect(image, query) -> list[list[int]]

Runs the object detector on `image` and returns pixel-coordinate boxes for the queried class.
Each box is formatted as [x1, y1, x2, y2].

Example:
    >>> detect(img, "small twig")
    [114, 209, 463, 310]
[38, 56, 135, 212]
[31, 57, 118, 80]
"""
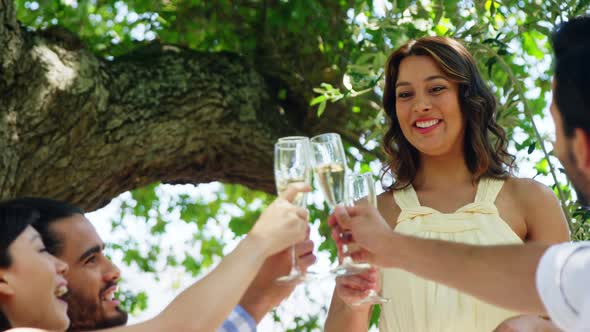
[478, 44, 573, 227]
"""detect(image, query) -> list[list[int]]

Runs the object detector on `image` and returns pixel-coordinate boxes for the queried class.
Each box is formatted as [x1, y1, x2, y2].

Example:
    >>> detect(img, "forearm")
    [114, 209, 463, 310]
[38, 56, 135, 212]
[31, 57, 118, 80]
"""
[324, 290, 370, 332]
[238, 290, 272, 323]
[387, 233, 548, 314]
[153, 235, 268, 331]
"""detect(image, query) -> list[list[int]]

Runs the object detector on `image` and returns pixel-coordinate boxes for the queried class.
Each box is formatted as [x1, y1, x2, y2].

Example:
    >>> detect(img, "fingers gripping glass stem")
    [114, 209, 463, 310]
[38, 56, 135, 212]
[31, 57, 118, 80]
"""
[274, 137, 312, 284]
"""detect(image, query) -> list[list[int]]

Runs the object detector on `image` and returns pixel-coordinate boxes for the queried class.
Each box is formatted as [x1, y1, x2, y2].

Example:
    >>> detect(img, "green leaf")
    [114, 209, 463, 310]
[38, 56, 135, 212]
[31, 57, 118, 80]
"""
[486, 57, 497, 78]
[574, 0, 590, 15]
[522, 32, 544, 60]
[535, 159, 550, 176]
[278, 89, 287, 100]
[229, 216, 255, 236]
[310, 95, 327, 106]
[182, 255, 202, 276]
[370, 304, 382, 327]
[150, 217, 167, 234]
[317, 100, 327, 117]
[527, 142, 536, 154]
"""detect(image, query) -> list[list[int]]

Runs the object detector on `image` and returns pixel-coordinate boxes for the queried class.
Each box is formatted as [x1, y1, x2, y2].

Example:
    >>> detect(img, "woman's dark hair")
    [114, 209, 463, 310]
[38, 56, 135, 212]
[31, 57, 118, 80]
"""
[4, 197, 84, 256]
[381, 36, 515, 190]
[0, 201, 41, 330]
[0, 202, 38, 267]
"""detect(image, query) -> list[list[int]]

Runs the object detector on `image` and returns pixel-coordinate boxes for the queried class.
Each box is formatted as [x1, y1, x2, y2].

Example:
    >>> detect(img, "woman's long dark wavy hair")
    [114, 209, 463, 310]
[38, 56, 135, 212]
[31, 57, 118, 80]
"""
[381, 36, 515, 190]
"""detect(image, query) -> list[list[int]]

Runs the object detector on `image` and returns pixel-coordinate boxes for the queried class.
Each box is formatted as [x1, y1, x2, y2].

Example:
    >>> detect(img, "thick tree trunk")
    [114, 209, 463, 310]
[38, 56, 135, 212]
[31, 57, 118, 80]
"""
[0, 17, 304, 211]
[0, 1, 362, 211]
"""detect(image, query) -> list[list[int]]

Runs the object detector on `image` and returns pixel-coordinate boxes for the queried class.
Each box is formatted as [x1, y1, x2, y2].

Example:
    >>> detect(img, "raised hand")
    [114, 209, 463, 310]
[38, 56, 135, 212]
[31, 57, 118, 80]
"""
[249, 183, 311, 256]
[328, 210, 383, 307]
[334, 267, 380, 308]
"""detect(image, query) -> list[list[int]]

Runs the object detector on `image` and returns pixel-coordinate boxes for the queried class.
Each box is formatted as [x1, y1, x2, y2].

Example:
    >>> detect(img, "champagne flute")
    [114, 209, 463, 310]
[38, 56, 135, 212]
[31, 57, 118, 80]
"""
[310, 133, 370, 276]
[279, 136, 329, 282]
[278, 136, 312, 182]
[278, 136, 310, 145]
[274, 139, 312, 283]
[347, 173, 390, 306]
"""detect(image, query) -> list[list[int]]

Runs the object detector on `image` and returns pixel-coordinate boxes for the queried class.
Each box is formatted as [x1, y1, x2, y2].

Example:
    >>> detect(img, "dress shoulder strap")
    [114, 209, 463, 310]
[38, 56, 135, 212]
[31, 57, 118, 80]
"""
[393, 184, 421, 210]
[474, 177, 505, 204]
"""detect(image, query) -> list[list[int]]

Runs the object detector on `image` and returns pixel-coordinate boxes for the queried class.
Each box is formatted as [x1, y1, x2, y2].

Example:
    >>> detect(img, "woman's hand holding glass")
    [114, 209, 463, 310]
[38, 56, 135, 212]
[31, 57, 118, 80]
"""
[332, 173, 389, 305]
[333, 265, 381, 309]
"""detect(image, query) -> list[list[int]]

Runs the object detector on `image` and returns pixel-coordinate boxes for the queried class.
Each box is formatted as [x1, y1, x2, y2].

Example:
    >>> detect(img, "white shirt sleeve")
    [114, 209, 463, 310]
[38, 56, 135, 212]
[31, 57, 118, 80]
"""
[574, 295, 590, 331]
[536, 242, 590, 332]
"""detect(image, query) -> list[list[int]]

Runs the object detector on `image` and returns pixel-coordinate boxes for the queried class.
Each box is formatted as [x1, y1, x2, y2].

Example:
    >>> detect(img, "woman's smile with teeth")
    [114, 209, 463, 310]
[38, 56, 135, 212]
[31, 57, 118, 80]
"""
[415, 119, 441, 128]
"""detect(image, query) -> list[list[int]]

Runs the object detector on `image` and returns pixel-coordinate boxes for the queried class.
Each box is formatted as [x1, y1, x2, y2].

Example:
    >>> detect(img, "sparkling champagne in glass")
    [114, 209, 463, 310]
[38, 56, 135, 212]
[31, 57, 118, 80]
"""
[274, 138, 311, 283]
[310, 133, 369, 276]
[347, 173, 390, 305]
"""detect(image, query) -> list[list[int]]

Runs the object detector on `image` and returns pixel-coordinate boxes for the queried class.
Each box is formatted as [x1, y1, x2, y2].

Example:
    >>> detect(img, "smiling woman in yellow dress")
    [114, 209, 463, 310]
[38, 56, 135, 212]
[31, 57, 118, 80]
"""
[324, 36, 570, 332]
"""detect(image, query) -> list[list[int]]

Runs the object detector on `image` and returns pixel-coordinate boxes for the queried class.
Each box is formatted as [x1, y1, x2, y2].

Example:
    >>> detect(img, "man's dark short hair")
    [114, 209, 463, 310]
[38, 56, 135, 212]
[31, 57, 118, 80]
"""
[551, 16, 590, 135]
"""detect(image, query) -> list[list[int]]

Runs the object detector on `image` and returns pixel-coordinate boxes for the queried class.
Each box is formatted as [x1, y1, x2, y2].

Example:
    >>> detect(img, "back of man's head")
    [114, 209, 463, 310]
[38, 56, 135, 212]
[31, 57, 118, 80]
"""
[552, 16, 590, 135]
[3, 197, 84, 256]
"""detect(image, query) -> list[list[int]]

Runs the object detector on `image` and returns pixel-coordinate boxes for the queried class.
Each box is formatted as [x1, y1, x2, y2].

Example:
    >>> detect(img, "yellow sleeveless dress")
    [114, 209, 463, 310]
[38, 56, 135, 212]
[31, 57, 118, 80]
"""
[379, 178, 522, 332]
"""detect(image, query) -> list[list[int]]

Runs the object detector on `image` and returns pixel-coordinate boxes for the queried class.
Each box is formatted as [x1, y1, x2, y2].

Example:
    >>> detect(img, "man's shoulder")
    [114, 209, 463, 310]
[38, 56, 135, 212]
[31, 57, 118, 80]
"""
[537, 242, 590, 331]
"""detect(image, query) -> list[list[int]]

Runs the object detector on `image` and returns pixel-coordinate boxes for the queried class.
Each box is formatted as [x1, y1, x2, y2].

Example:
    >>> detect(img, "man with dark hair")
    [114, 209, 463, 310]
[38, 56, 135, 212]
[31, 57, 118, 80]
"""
[8, 184, 315, 331]
[329, 16, 590, 332]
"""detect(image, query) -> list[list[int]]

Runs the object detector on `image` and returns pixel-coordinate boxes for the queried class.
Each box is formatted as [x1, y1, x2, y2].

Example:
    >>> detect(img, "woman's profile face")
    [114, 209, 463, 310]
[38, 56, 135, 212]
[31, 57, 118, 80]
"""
[394, 55, 465, 157]
[0, 226, 69, 331]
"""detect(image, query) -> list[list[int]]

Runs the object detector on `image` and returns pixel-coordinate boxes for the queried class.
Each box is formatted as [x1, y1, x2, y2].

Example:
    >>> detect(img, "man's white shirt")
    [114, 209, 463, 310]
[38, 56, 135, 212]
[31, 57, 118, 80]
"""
[536, 242, 590, 331]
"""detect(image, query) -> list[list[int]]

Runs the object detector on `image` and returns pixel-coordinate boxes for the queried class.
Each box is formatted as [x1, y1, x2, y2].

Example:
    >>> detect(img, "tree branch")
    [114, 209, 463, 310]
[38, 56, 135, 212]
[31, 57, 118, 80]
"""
[0, 0, 16, 36]
[1, 34, 307, 211]
[478, 44, 573, 227]
[0, 0, 24, 87]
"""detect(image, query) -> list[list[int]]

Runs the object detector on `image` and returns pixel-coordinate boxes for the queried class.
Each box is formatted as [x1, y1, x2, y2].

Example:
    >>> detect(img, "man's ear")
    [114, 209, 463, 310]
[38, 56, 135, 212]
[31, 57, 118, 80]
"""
[0, 272, 16, 297]
[572, 128, 590, 177]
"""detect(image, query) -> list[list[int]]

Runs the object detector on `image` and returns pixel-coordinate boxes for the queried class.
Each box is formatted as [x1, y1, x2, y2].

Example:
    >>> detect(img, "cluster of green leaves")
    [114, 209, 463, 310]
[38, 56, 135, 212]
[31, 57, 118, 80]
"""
[108, 182, 274, 273]
[15, 0, 590, 330]
[312, 0, 590, 241]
